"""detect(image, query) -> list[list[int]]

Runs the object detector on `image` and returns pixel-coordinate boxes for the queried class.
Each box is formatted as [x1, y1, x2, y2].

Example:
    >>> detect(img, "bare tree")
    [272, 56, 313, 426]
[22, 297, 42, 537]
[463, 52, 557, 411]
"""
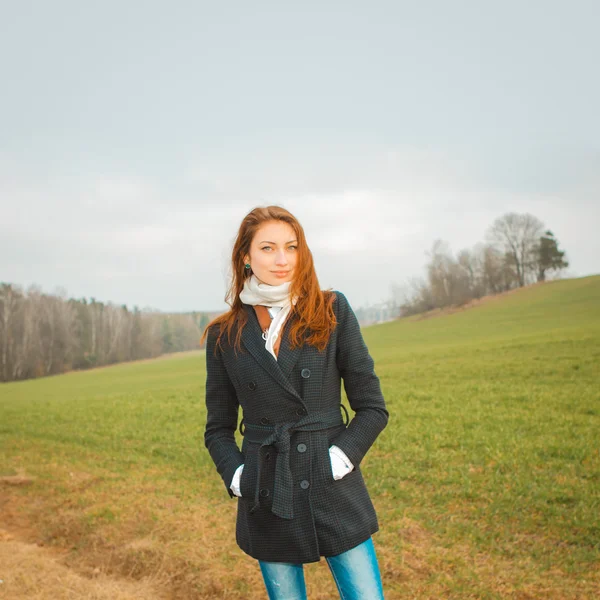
[0, 283, 22, 382]
[12, 288, 35, 379]
[426, 240, 471, 308]
[393, 275, 436, 317]
[481, 244, 516, 293]
[457, 244, 487, 299]
[105, 303, 127, 363]
[486, 213, 545, 287]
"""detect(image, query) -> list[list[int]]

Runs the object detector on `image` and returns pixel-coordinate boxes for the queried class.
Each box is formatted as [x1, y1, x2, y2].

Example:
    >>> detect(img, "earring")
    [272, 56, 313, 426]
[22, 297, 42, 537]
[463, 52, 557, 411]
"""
[245, 263, 251, 270]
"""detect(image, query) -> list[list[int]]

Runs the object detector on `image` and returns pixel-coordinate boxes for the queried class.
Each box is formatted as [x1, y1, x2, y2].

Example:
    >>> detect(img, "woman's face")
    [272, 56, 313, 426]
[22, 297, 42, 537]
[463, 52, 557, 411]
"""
[244, 220, 298, 286]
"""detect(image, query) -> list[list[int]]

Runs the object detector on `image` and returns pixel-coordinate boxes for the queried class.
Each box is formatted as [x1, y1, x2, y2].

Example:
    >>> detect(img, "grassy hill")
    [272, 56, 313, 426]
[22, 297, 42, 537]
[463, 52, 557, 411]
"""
[1, 275, 599, 599]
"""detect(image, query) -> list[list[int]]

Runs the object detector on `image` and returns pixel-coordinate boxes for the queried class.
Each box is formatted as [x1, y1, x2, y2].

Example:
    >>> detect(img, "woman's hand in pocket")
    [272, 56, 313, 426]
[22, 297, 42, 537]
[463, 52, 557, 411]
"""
[328, 445, 354, 481]
[230, 464, 244, 497]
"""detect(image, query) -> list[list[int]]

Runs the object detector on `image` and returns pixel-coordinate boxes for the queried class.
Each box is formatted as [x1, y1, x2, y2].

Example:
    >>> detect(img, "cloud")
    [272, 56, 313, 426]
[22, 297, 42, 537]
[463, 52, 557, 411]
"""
[1, 144, 598, 311]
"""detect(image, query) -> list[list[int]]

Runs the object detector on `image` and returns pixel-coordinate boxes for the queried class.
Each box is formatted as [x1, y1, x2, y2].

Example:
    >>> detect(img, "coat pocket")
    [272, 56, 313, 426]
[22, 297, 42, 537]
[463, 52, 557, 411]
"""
[239, 442, 276, 511]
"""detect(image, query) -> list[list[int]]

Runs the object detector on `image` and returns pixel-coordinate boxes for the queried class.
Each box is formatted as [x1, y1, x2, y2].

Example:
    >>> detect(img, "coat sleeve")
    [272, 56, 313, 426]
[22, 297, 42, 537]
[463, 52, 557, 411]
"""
[204, 326, 244, 499]
[330, 291, 389, 468]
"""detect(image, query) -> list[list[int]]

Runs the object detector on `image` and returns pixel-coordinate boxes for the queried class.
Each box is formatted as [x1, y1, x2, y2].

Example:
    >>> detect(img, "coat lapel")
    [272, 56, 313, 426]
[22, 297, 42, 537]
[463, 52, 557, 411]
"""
[241, 304, 303, 401]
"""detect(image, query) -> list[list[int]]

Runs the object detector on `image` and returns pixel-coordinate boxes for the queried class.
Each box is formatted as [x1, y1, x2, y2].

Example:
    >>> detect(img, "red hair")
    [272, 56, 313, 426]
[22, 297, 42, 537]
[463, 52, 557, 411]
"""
[200, 205, 337, 353]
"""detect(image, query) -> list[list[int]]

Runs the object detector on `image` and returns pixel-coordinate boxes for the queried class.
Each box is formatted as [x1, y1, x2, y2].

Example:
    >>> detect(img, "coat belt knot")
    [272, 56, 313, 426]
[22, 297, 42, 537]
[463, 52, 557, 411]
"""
[243, 406, 346, 520]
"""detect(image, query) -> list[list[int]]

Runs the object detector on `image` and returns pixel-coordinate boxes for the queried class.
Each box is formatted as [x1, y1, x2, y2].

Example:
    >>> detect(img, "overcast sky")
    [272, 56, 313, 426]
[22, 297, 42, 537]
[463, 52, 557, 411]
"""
[1, 1, 598, 312]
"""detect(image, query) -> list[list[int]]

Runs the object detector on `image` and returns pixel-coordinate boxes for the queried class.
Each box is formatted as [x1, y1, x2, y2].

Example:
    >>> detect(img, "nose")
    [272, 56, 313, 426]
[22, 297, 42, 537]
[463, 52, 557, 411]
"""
[275, 249, 288, 266]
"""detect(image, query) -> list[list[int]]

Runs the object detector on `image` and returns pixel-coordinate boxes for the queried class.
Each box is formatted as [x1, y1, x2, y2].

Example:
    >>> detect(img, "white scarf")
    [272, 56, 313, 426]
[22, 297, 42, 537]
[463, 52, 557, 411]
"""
[239, 274, 298, 360]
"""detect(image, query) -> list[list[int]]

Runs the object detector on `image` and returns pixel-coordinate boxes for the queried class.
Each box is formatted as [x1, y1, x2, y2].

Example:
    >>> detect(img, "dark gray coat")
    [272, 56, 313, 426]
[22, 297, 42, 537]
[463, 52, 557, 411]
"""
[204, 290, 389, 563]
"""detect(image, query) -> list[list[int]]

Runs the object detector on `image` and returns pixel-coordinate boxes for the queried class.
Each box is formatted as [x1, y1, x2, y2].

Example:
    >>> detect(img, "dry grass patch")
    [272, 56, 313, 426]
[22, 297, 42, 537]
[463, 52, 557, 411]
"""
[0, 469, 36, 486]
[4, 464, 598, 599]
[0, 529, 167, 600]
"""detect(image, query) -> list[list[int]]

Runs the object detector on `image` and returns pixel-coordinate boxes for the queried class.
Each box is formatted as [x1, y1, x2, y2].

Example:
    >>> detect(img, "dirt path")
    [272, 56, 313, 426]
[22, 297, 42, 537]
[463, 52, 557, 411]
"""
[0, 473, 167, 600]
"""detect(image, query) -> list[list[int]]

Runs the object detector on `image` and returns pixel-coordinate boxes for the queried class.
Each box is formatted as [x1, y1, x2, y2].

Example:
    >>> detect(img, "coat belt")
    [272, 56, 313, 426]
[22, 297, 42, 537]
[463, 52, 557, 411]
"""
[242, 406, 348, 520]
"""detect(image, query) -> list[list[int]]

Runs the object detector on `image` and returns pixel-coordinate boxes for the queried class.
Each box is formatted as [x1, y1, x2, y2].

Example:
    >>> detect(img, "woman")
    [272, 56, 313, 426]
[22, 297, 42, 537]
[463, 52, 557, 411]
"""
[202, 205, 389, 599]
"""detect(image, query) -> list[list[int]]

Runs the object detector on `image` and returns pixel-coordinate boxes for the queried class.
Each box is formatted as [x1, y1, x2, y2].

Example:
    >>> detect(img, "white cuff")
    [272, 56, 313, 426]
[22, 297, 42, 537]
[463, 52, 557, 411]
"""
[329, 445, 354, 480]
[230, 464, 244, 497]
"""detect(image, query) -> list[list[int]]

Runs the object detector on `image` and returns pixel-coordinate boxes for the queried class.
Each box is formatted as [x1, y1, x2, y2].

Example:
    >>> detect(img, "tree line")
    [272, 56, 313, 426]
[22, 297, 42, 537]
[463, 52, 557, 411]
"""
[1, 211, 569, 383]
[393, 212, 569, 316]
[0, 284, 215, 383]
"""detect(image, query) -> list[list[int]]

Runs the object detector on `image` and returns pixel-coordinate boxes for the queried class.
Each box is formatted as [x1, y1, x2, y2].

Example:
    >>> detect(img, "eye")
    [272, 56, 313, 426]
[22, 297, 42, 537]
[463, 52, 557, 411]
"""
[288, 245, 297, 251]
[260, 246, 272, 251]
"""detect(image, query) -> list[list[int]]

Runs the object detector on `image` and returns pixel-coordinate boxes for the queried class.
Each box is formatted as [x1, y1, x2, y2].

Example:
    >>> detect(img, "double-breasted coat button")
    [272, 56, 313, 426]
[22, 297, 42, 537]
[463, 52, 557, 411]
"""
[260, 488, 270, 497]
[260, 417, 269, 425]
[296, 407, 307, 416]
[248, 381, 256, 390]
[297, 443, 307, 453]
[300, 480, 310, 489]
[301, 368, 311, 378]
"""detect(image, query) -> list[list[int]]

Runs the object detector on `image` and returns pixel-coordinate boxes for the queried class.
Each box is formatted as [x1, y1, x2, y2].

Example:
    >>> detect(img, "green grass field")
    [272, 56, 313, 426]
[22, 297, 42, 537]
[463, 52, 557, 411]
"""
[1, 276, 599, 599]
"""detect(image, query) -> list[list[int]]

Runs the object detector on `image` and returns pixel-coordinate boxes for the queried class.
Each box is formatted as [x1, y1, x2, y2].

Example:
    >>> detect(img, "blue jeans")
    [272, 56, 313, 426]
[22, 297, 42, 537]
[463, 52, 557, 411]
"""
[258, 537, 384, 599]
